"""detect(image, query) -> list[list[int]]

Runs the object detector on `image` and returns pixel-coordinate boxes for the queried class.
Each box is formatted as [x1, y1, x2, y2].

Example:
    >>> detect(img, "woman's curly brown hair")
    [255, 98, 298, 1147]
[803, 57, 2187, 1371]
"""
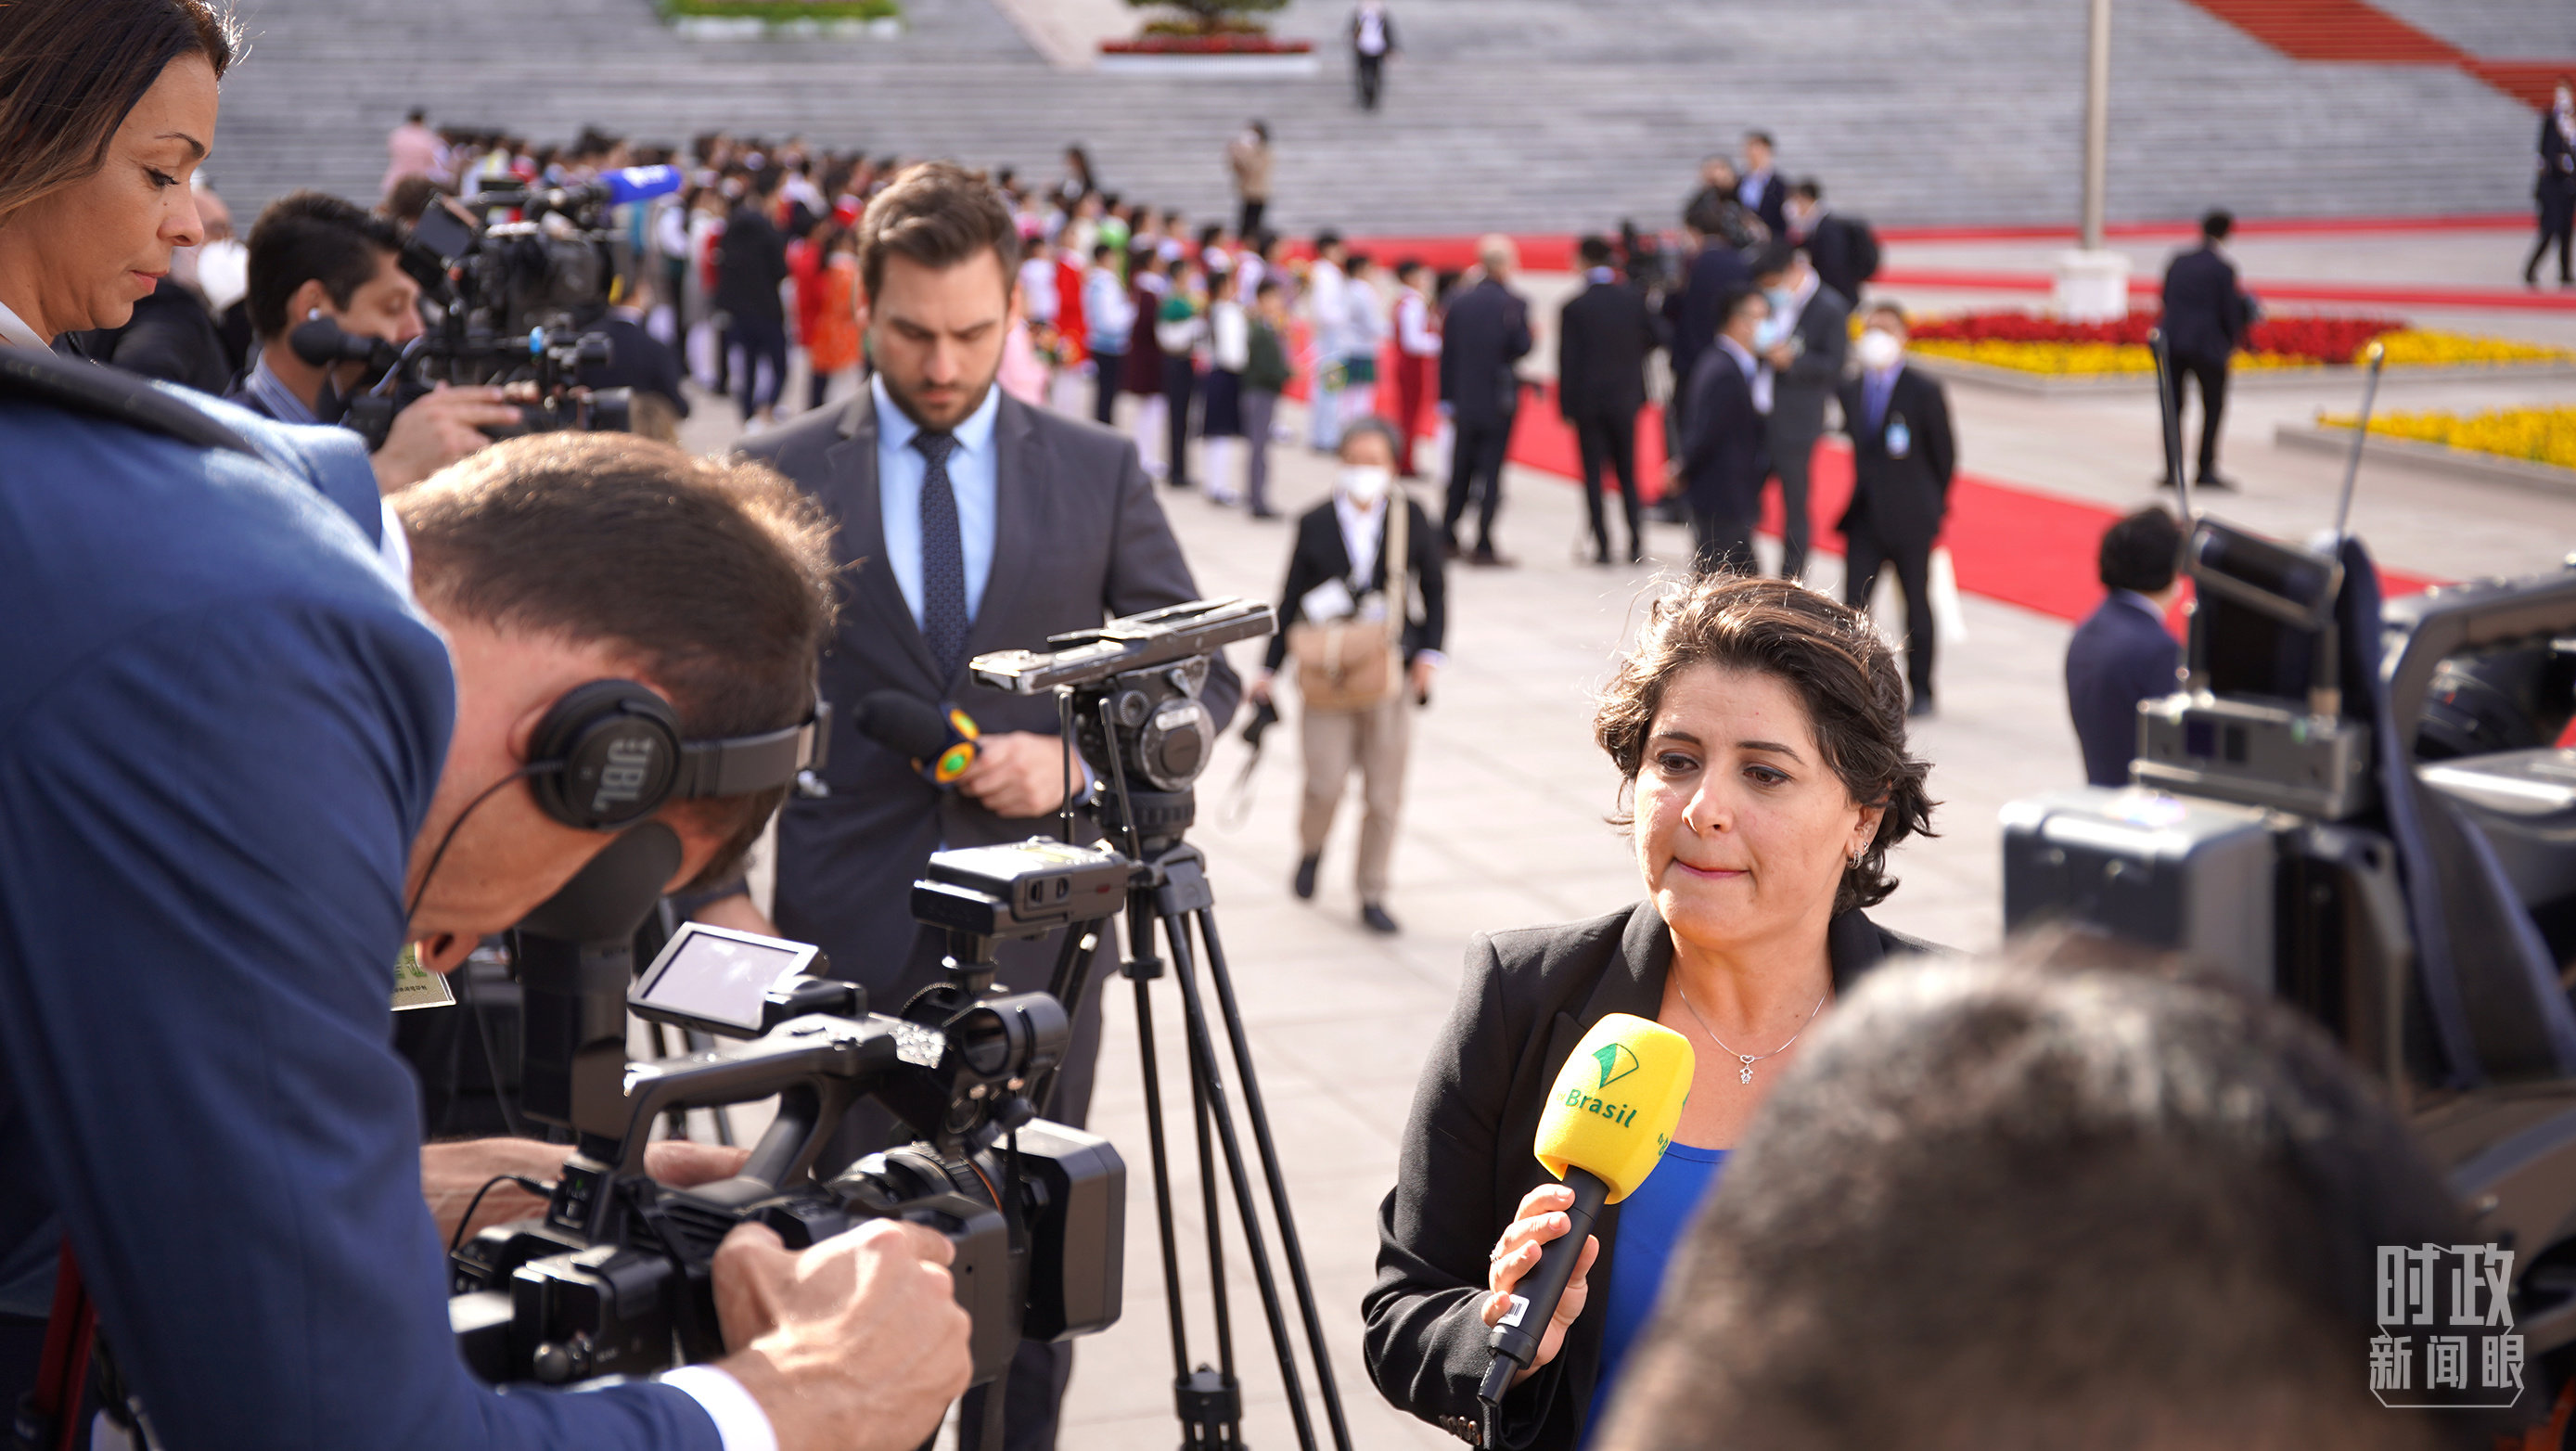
[1595, 573, 1937, 915]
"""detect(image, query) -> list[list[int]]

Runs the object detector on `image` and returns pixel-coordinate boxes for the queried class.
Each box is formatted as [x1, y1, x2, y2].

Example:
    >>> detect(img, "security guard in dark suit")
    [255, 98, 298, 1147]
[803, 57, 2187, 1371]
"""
[2159, 210, 2255, 491]
[1837, 304, 1955, 715]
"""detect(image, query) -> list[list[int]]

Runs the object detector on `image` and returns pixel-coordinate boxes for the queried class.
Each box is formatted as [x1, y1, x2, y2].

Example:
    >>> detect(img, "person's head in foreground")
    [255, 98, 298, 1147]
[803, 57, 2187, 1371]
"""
[396, 431, 837, 971]
[1596, 940, 2482, 1451]
[1596, 573, 1934, 961]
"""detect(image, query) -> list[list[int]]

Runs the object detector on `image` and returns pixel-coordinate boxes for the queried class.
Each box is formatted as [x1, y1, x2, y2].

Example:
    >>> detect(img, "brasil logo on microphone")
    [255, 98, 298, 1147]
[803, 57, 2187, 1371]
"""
[1562, 1042, 1643, 1126]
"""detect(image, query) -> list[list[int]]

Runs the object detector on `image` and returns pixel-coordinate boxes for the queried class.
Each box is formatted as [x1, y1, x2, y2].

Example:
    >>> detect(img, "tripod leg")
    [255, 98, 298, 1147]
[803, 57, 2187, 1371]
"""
[1193, 908, 1356, 1451]
[1162, 906, 1323, 1451]
[1124, 904, 1197, 1393]
[1185, 985, 1240, 1387]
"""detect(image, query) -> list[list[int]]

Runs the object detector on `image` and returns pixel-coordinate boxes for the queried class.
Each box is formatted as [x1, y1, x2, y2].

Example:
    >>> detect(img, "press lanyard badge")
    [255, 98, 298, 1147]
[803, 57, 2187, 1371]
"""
[392, 942, 455, 1011]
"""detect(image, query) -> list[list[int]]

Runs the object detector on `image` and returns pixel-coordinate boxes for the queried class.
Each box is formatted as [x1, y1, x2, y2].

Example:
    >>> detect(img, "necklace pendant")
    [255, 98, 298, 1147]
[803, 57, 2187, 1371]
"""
[1738, 1058, 1756, 1085]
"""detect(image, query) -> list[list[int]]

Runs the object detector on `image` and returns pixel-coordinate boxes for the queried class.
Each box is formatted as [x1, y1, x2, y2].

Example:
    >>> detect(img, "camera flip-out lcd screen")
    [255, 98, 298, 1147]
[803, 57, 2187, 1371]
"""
[631, 924, 819, 1035]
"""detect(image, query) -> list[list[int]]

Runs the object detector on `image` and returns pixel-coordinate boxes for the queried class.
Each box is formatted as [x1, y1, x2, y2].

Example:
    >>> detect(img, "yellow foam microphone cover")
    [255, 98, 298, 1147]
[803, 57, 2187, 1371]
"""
[1533, 1012, 1694, 1204]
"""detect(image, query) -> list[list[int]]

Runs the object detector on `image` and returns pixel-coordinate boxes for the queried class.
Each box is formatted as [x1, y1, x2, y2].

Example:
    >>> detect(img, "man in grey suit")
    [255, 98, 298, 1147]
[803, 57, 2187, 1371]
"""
[709, 162, 1237, 1451]
[1753, 243, 1850, 581]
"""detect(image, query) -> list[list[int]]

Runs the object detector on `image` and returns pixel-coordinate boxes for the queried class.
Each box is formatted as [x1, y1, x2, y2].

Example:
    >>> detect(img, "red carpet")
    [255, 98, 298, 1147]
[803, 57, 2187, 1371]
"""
[2179, 0, 2574, 109]
[1468, 385, 2438, 623]
[1344, 213, 2531, 280]
[1871, 268, 2576, 315]
[1285, 330, 2435, 624]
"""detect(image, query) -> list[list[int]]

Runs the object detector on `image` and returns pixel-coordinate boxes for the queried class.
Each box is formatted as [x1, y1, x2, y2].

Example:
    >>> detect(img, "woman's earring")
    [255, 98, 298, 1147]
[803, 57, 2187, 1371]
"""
[1848, 846, 1865, 869]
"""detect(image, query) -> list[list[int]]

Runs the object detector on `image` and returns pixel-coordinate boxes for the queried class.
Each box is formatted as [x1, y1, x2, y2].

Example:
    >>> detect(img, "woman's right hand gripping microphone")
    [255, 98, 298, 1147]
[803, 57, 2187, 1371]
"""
[1479, 1012, 1695, 1403]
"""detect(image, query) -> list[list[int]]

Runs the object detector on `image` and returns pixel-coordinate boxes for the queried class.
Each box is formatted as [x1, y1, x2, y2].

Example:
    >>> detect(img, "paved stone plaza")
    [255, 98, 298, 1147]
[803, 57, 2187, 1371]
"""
[672, 234, 2576, 1442]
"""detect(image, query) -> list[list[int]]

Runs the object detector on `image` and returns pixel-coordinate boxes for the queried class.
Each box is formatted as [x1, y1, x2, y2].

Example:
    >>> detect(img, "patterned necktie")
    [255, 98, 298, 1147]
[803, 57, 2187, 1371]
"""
[914, 430, 968, 679]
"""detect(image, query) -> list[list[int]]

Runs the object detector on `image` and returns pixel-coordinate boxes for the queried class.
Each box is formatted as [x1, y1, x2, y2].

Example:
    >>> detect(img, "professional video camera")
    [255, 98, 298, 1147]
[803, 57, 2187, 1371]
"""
[336, 165, 684, 446]
[449, 822, 1126, 1393]
[2002, 344, 2576, 1411]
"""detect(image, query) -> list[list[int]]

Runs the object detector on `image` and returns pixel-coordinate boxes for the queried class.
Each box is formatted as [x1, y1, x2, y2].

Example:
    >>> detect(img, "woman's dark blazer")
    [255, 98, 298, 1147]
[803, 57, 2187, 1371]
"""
[1363, 899, 1926, 1448]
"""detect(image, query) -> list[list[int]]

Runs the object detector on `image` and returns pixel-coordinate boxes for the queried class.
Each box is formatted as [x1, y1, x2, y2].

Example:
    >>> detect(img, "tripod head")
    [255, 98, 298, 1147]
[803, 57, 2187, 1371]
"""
[968, 597, 1275, 855]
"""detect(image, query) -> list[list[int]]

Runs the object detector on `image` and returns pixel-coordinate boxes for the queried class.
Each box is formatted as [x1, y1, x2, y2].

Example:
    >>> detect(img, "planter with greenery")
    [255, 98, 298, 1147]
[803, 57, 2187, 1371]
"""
[660, 0, 902, 38]
[1104, 0, 1312, 55]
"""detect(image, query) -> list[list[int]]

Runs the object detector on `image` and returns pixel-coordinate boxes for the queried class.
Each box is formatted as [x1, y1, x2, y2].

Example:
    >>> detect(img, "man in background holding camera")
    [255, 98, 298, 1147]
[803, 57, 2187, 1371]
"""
[721, 160, 1237, 1451]
[229, 188, 519, 492]
[0, 336, 972, 1446]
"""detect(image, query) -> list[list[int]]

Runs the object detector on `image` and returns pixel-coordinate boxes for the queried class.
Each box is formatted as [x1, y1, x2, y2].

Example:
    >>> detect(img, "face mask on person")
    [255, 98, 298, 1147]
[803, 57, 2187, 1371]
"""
[1752, 307, 1791, 352]
[1855, 327, 1903, 372]
[1339, 464, 1391, 506]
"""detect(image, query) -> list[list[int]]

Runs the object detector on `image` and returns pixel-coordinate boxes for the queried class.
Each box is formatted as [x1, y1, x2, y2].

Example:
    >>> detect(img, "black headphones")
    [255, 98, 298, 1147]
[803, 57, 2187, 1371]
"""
[526, 679, 832, 832]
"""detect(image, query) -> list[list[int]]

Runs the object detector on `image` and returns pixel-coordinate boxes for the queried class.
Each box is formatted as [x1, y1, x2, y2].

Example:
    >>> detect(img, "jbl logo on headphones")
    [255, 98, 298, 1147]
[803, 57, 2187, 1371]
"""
[591, 736, 662, 816]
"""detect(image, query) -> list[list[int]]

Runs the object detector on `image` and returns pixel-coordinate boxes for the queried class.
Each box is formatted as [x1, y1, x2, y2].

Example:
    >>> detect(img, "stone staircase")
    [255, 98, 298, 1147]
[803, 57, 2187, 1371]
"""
[211, 0, 2560, 238]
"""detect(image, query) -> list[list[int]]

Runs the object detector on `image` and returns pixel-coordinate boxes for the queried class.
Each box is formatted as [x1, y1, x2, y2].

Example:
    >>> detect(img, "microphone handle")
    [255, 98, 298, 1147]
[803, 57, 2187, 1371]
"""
[1480, 1167, 1610, 1400]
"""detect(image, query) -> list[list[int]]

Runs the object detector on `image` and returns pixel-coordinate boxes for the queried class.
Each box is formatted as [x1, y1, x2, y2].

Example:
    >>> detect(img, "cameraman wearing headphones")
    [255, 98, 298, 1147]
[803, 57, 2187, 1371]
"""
[229, 188, 523, 492]
[0, 5, 971, 1448]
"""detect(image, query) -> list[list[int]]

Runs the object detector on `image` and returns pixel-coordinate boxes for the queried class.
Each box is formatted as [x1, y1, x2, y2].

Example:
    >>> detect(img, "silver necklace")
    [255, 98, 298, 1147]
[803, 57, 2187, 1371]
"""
[1672, 979, 1827, 1085]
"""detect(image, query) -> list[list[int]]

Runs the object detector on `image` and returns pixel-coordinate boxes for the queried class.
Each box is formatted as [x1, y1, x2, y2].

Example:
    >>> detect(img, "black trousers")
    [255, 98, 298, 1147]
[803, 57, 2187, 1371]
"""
[1091, 349, 1124, 425]
[1766, 422, 1820, 579]
[1845, 522, 1936, 702]
[1689, 506, 1756, 575]
[1570, 408, 1643, 559]
[1238, 198, 1267, 239]
[2528, 201, 2573, 283]
[1443, 412, 1515, 551]
[731, 312, 789, 421]
[1357, 53, 1385, 108]
[2160, 350, 2229, 483]
[1162, 354, 1198, 487]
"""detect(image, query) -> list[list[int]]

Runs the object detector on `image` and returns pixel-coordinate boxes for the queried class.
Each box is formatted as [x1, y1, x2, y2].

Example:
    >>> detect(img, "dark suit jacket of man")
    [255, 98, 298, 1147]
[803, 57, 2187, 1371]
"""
[1664, 242, 1752, 414]
[1677, 345, 1766, 520]
[1737, 169, 1790, 241]
[735, 387, 1239, 1005]
[1437, 277, 1532, 426]
[1555, 277, 1660, 420]
[1769, 281, 1851, 439]
[1260, 494, 1447, 674]
[1803, 212, 1878, 307]
[716, 204, 789, 326]
[2066, 593, 2181, 787]
[1835, 366, 1955, 552]
[90, 277, 236, 396]
[2537, 113, 2576, 221]
[2159, 244, 2251, 363]
[1364, 903, 1921, 1449]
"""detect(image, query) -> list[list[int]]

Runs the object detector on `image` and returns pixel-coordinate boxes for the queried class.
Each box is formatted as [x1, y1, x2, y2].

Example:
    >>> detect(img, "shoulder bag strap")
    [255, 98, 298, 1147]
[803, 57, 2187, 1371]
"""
[1385, 493, 1411, 655]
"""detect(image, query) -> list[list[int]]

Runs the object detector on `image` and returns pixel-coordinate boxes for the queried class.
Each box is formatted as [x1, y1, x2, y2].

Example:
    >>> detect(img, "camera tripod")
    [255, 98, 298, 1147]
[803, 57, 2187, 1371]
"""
[1044, 731, 1354, 1451]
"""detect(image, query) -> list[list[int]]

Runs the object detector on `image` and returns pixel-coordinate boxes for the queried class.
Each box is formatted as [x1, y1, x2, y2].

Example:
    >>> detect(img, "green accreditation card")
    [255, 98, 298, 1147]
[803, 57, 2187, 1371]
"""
[391, 943, 455, 1011]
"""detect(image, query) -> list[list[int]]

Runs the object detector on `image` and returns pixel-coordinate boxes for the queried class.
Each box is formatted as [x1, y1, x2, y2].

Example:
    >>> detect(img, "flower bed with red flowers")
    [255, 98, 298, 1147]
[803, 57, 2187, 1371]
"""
[1905, 310, 2405, 365]
[1101, 33, 1314, 52]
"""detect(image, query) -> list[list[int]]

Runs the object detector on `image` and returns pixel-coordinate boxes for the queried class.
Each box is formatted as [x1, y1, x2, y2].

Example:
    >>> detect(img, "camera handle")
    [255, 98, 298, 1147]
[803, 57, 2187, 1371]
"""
[536, 1021, 900, 1247]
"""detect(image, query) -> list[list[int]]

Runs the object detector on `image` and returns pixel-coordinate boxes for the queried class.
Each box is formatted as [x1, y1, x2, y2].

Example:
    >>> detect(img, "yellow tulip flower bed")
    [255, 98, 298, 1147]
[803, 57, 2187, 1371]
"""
[2316, 406, 2576, 472]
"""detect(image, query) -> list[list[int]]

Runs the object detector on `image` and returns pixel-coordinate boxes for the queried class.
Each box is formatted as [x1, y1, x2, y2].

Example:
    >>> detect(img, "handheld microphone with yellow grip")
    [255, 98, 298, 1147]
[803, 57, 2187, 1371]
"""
[1479, 1012, 1693, 1404]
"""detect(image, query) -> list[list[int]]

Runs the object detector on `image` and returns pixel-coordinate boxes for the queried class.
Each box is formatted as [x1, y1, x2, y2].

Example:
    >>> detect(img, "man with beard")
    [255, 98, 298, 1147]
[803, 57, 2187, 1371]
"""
[715, 161, 1237, 1451]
